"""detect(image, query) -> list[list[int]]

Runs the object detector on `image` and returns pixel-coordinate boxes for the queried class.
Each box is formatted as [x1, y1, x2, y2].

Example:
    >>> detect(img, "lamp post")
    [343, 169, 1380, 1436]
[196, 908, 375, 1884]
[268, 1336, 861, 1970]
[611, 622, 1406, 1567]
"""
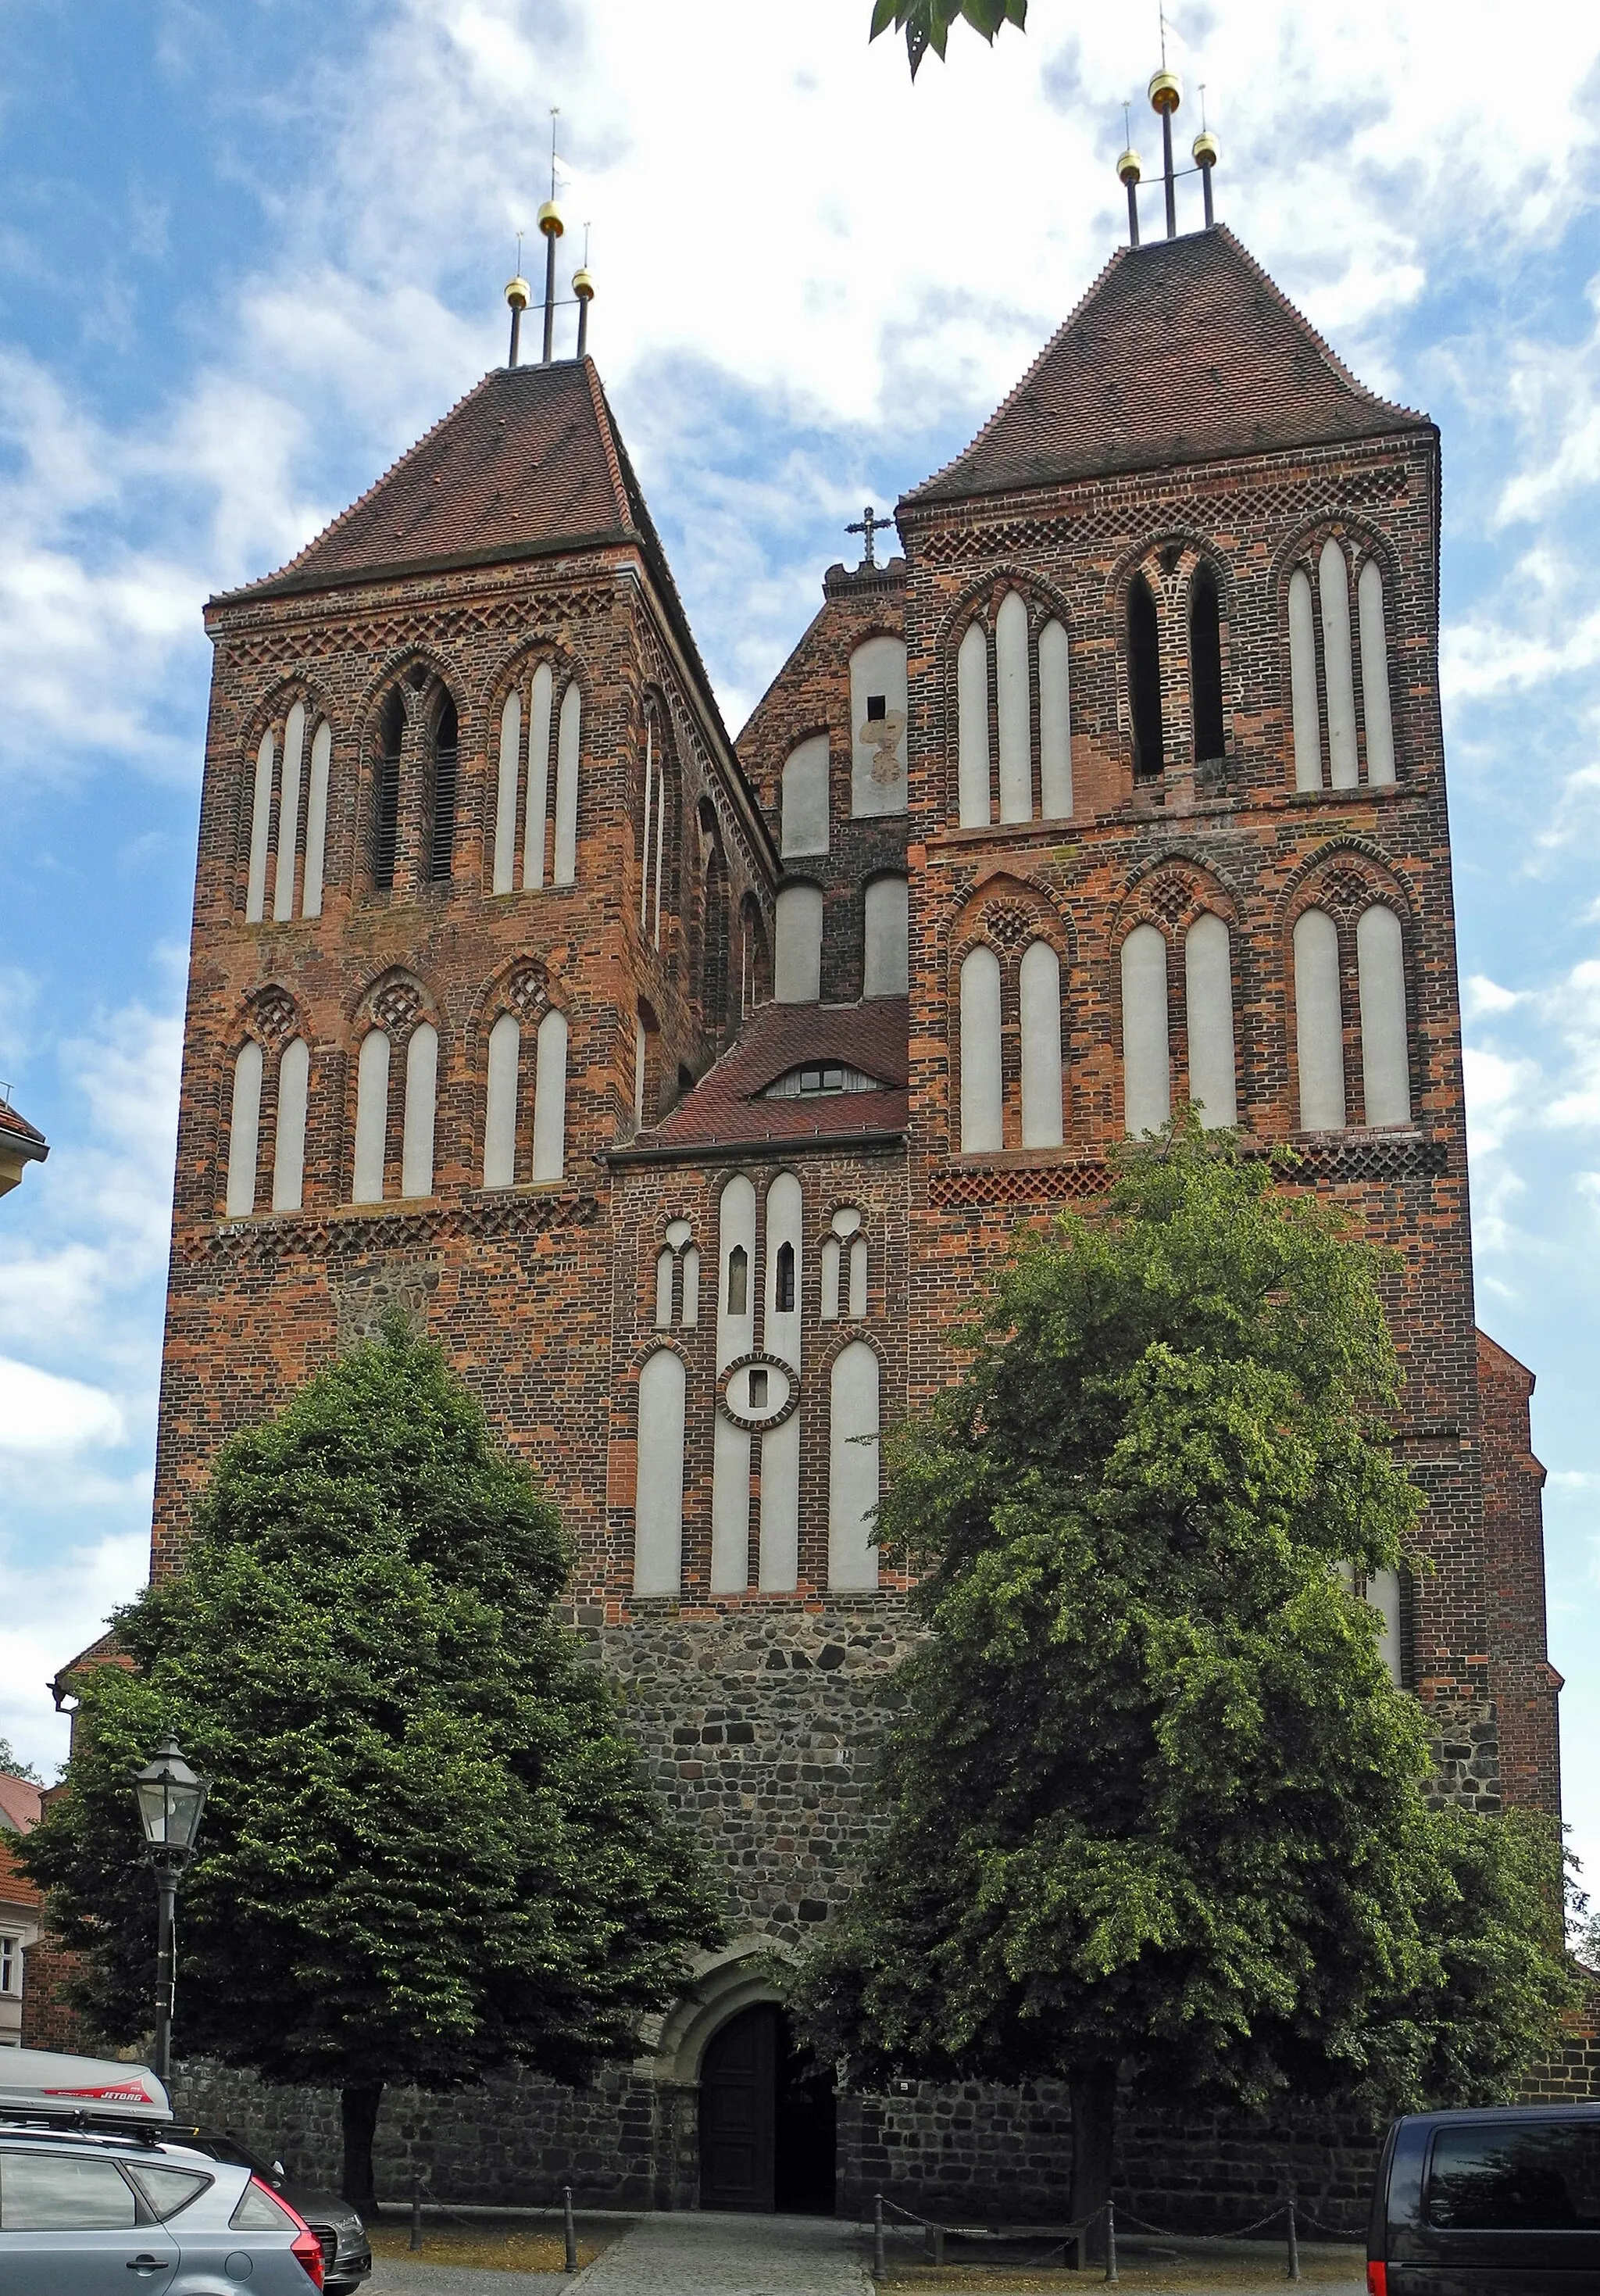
[133, 1740, 210, 2087]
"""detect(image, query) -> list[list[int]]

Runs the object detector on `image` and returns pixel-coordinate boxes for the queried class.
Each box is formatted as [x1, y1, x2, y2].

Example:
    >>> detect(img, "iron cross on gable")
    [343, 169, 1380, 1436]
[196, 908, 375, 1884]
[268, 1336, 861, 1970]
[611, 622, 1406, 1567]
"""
[846, 505, 895, 568]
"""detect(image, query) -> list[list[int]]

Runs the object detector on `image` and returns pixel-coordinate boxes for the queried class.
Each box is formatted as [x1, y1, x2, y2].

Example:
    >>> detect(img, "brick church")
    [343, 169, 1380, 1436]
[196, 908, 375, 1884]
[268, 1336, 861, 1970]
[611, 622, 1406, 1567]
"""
[139, 113, 1562, 2219]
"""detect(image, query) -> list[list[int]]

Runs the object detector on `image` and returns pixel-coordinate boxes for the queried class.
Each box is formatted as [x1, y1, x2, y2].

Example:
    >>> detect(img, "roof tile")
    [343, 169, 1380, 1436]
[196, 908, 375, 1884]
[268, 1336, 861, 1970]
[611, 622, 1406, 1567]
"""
[636, 1000, 909, 1154]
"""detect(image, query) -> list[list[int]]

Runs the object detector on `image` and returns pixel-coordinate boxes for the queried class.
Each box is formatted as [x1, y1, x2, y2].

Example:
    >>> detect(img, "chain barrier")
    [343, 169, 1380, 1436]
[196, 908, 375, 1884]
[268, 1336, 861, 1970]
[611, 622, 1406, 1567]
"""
[867, 2188, 1354, 2283]
[402, 2176, 582, 2273]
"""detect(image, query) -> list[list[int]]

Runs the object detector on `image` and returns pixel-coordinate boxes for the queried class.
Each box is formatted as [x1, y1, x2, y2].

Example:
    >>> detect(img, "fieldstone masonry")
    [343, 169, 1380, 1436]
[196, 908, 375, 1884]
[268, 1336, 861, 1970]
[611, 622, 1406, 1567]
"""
[62, 218, 1584, 2222]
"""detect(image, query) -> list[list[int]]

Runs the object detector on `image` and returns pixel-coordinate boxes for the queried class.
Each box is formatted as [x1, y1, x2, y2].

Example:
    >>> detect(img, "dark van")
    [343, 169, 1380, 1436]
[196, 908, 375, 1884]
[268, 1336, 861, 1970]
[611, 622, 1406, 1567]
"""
[1367, 2102, 1600, 2294]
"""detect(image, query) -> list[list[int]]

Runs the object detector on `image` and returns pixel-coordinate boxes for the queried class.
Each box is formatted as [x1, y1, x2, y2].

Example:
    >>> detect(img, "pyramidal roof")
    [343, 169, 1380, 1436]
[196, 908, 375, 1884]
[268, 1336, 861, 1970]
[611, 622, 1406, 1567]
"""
[904, 226, 1430, 508]
[219, 356, 662, 602]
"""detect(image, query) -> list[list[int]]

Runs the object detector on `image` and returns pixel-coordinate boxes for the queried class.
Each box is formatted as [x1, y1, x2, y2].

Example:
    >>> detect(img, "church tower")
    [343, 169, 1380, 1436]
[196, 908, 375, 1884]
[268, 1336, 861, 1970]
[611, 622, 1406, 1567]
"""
[144, 104, 1560, 2222]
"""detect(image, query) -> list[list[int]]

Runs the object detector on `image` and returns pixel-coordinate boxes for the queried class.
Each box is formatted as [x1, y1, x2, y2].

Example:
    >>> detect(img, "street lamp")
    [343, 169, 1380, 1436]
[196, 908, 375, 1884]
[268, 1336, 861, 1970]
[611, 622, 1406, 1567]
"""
[133, 1740, 209, 2086]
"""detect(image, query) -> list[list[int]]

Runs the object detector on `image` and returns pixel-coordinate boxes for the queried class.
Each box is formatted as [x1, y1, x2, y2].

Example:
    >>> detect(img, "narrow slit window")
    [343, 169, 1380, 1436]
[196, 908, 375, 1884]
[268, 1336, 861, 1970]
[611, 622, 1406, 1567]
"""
[429, 697, 458, 882]
[774, 1240, 795, 1314]
[748, 1368, 770, 1410]
[373, 690, 403, 891]
[726, 1243, 748, 1318]
[1129, 574, 1163, 777]
[1190, 566, 1225, 761]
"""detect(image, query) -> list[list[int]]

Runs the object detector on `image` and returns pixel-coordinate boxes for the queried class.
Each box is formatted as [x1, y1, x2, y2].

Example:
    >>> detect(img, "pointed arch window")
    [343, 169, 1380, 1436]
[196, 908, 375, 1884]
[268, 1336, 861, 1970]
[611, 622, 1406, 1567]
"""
[1128, 574, 1163, 778]
[701, 844, 730, 1032]
[226, 1030, 312, 1216]
[955, 592, 1073, 827]
[427, 696, 459, 882]
[373, 689, 403, 892]
[1292, 895, 1412, 1132]
[480, 999, 569, 1188]
[1288, 539, 1399, 792]
[245, 701, 332, 922]
[489, 663, 584, 892]
[1189, 565, 1225, 762]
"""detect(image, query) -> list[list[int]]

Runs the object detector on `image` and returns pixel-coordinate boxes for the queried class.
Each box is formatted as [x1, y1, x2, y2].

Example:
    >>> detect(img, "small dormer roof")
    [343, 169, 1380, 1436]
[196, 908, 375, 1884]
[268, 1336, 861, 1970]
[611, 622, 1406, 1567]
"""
[903, 227, 1432, 510]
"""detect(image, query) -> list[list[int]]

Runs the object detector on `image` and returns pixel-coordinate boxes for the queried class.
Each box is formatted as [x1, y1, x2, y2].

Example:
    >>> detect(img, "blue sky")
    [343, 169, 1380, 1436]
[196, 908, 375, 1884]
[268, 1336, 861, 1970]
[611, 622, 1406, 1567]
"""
[2, 0, 1600, 1877]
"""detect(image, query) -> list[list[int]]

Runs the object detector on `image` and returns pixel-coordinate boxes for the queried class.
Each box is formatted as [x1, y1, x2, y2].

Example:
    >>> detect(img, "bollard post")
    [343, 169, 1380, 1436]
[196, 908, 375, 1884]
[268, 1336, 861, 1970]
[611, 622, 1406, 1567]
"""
[1286, 2197, 1301, 2282]
[409, 2173, 423, 2253]
[563, 2183, 578, 2274]
[930, 2223, 945, 2266]
[1104, 2200, 1119, 2285]
[873, 2192, 886, 2280]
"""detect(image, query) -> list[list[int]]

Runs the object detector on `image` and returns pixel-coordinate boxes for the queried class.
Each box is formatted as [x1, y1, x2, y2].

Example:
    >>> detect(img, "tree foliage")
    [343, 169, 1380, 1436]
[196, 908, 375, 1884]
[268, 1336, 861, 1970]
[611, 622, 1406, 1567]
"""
[870, 0, 1027, 79]
[22, 1321, 721, 2208]
[796, 1121, 1573, 2229]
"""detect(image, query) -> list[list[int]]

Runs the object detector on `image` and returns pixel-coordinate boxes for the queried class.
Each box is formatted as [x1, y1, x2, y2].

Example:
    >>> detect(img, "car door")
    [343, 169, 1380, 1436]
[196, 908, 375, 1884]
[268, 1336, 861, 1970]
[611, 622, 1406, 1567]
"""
[0, 2148, 178, 2295]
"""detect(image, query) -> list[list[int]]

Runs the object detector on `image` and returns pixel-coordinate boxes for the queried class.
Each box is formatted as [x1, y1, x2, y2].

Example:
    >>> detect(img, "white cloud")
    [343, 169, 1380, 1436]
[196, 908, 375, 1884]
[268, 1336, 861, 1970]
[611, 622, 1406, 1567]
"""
[0, 1528, 150, 1783]
[0, 1358, 125, 1454]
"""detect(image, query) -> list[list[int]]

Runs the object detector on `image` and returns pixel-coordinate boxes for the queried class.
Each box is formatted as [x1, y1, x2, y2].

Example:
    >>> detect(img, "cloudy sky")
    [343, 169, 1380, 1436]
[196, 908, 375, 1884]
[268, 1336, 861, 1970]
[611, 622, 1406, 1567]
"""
[2, 0, 1599, 1872]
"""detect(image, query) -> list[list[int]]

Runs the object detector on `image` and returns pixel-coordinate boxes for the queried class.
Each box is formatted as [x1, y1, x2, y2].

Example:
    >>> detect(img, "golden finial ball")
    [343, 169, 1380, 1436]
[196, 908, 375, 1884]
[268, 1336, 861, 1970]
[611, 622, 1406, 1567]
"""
[1191, 128, 1219, 168]
[572, 268, 595, 302]
[1116, 146, 1142, 185]
[505, 274, 530, 311]
[1148, 68, 1181, 115]
[538, 198, 565, 238]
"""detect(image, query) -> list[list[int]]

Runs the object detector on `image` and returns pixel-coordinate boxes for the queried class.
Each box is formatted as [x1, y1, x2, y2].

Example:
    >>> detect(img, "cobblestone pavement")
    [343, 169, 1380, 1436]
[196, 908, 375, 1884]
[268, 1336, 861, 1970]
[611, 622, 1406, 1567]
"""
[571, 2210, 868, 2294]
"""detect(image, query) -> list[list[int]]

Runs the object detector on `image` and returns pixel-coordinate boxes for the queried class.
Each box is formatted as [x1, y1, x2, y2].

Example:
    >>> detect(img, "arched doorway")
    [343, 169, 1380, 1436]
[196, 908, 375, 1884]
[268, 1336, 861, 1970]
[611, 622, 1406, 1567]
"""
[698, 2003, 836, 2214]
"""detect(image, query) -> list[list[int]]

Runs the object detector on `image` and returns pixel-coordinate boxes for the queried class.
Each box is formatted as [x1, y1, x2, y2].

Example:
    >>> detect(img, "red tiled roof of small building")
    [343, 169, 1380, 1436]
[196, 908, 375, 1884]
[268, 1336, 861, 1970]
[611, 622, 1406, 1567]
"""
[904, 227, 1431, 507]
[634, 999, 909, 1153]
[0, 1774, 42, 1835]
[0, 1097, 48, 1159]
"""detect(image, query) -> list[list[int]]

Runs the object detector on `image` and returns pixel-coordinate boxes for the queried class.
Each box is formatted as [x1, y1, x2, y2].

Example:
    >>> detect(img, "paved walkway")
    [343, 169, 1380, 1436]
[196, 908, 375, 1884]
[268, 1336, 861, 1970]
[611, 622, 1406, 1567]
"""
[572, 2210, 867, 2294]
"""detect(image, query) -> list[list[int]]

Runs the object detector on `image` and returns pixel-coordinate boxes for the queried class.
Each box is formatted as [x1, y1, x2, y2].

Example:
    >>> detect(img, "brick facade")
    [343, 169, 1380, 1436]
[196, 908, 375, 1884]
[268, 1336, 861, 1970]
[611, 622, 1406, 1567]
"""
[90, 219, 1573, 2211]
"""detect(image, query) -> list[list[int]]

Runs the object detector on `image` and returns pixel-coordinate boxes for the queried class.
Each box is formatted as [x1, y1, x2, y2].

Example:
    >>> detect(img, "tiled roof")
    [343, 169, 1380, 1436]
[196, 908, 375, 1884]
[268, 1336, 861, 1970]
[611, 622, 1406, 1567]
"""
[0, 1098, 48, 1160]
[0, 1774, 42, 1833]
[905, 227, 1430, 507]
[630, 999, 909, 1156]
[220, 358, 647, 600]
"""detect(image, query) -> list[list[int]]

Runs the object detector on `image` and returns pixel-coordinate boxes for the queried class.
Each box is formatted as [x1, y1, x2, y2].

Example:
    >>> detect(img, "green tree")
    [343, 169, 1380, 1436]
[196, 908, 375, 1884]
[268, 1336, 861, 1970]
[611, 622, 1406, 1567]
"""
[797, 1119, 1573, 2244]
[22, 1321, 721, 2214]
[0, 1739, 46, 1786]
[871, 0, 1027, 79]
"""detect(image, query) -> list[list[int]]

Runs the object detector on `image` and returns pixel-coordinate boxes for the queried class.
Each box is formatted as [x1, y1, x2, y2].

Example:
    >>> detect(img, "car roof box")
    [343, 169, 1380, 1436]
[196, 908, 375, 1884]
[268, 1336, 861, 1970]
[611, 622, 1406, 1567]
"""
[0, 2047, 171, 2124]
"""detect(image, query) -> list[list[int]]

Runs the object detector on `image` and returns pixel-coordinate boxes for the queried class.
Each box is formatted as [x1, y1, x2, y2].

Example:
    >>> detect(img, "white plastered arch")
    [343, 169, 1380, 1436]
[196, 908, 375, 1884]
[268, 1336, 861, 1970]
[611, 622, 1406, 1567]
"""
[640, 1937, 799, 2084]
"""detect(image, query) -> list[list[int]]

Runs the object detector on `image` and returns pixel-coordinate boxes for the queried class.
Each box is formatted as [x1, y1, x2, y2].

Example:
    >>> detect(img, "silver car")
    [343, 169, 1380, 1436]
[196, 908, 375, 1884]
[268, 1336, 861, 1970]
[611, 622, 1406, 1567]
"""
[0, 2126, 326, 2294]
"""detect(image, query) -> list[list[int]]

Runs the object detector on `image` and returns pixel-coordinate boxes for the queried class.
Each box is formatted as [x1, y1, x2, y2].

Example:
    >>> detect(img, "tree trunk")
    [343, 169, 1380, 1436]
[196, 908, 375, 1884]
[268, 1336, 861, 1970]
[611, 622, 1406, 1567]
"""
[341, 2081, 384, 2219]
[1069, 2062, 1118, 2262]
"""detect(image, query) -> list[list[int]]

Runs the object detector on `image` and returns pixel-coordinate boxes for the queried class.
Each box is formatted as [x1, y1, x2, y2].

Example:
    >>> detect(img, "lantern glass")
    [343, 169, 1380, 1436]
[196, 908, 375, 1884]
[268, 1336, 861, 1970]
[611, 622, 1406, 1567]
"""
[134, 1741, 209, 1855]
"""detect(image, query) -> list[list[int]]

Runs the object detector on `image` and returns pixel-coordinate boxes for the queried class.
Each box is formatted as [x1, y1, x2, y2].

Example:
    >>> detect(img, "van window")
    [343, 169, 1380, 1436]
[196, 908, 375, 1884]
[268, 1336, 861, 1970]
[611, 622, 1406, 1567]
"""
[0, 2151, 138, 2229]
[1427, 2123, 1600, 2230]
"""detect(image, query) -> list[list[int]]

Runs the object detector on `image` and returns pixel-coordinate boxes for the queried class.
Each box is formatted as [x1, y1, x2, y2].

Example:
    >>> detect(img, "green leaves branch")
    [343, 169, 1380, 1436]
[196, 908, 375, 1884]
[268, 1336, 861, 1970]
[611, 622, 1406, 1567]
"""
[870, 0, 1027, 79]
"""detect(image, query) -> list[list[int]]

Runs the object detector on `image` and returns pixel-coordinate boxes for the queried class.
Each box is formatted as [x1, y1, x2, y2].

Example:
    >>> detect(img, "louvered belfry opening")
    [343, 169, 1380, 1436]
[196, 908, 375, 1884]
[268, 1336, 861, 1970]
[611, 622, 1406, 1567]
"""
[373, 687, 404, 891]
[1128, 574, 1164, 776]
[1190, 563, 1226, 760]
[430, 695, 459, 882]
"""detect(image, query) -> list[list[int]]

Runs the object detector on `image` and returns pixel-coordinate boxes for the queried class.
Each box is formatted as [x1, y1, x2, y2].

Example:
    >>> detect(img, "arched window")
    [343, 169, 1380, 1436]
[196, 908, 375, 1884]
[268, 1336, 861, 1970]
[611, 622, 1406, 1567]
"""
[1184, 914, 1237, 1129]
[492, 684, 523, 896]
[1128, 574, 1163, 778]
[774, 883, 823, 1003]
[638, 706, 681, 950]
[526, 663, 554, 888]
[1039, 617, 1072, 819]
[272, 1037, 310, 1212]
[553, 680, 581, 885]
[1293, 908, 1345, 1130]
[1189, 565, 1225, 762]
[863, 874, 909, 998]
[1288, 569, 1322, 792]
[959, 946, 1003, 1153]
[655, 1246, 675, 1328]
[701, 846, 730, 1032]
[245, 703, 332, 923]
[1019, 939, 1064, 1149]
[483, 1012, 521, 1189]
[829, 1340, 880, 1593]
[531, 1008, 568, 1181]
[1121, 922, 1171, 1134]
[712, 1174, 758, 1594]
[1357, 905, 1410, 1124]
[225, 1040, 264, 1216]
[850, 636, 908, 819]
[634, 1350, 687, 1597]
[820, 1206, 864, 1324]
[400, 1023, 438, 1198]
[995, 589, 1031, 824]
[761, 1170, 804, 1593]
[781, 735, 830, 857]
[373, 688, 404, 892]
[740, 899, 770, 1017]
[957, 620, 991, 828]
[428, 696, 458, 882]
[774, 1240, 796, 1314]
[1357, 562, 1397, 786]
[352, 1028, 391, 1203]
[1320, 538, 1359, 789]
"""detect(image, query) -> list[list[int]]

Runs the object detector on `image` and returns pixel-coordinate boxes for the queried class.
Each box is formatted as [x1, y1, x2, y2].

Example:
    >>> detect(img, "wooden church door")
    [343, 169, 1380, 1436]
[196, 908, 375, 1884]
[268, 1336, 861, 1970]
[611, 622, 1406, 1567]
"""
[698, 2005, 777, 2211]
